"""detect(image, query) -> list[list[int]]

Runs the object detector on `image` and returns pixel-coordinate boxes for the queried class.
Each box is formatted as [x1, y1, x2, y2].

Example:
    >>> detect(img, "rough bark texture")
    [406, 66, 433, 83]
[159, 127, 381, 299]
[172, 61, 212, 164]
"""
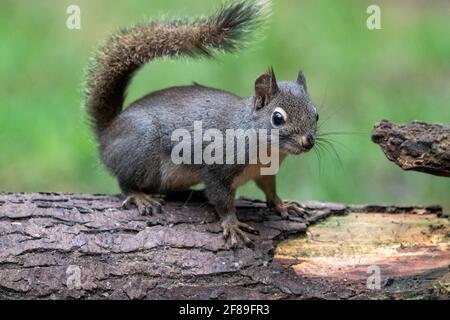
[372, 120, 450, 177]
[0, 192, 449, 300]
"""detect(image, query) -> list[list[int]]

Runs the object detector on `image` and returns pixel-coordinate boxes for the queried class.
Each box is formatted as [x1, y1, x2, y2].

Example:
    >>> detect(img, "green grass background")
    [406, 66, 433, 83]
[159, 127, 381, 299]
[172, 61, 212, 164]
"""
[0, 0, 449, 210]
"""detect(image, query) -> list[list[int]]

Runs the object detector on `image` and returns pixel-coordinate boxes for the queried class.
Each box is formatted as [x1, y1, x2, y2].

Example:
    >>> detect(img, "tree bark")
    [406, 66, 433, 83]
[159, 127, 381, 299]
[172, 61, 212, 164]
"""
[0, 192, 448, 299]
[372, 120, 450, 177]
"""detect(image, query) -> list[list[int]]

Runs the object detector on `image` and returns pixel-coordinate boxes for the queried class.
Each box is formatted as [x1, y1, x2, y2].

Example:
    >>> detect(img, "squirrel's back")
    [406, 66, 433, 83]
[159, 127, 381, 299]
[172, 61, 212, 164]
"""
[85, 0, 270, 137]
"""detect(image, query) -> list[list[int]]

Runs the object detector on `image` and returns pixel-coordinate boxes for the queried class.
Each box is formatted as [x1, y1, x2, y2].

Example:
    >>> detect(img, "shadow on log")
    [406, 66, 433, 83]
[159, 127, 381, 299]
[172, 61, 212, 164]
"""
[372, 120, 450, 177]
[0, 192, 449, 299]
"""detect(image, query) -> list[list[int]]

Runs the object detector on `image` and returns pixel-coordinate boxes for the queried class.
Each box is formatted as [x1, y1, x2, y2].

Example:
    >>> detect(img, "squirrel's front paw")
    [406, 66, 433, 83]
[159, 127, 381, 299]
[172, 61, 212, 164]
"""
[221, 214, 259, 249]
[122, 192, 164, 215]
[272, 201, 307, 220]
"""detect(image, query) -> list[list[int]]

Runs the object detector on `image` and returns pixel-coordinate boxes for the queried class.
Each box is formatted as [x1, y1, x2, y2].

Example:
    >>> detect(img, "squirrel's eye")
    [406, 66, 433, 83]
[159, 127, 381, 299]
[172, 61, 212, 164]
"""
[272, 111, 286, 127]
[316, 114, 319, 122]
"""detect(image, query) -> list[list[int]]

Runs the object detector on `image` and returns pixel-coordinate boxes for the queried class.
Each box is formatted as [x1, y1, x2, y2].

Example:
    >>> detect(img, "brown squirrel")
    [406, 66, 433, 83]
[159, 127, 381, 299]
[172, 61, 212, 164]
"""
[85, 0, 318, 248]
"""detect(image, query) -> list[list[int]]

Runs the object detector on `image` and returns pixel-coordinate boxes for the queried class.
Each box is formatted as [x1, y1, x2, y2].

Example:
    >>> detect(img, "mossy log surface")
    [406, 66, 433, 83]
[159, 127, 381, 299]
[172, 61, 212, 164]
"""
[0, 192, 449, 299]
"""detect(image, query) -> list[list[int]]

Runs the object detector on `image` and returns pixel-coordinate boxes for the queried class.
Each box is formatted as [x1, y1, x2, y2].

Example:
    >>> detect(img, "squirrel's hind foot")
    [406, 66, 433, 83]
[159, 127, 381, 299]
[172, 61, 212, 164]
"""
[221, 214, 259, 249]
[122, 192, 164, 216]
[272, 201, 308, 220]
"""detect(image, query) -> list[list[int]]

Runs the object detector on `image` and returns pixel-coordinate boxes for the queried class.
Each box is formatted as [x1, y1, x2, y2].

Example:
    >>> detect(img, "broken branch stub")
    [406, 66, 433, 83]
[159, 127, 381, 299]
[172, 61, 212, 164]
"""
[372, 120, 450, 177]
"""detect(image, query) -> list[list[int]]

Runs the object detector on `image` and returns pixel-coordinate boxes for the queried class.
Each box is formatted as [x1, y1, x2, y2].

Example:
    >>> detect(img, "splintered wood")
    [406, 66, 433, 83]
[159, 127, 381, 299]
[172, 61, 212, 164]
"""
[372, 120, 450, 177]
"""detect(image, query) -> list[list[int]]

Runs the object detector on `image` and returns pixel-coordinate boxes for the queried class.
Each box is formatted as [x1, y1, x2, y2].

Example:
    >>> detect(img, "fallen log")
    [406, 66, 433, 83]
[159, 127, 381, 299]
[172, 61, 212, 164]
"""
[0, 192, 448, 299]
[372, 120, 450, 177]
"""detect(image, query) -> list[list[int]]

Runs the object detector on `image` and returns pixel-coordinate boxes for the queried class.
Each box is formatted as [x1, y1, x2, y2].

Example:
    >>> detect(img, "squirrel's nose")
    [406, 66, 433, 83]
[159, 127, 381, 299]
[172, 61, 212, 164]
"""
[301, 134, 315, 150]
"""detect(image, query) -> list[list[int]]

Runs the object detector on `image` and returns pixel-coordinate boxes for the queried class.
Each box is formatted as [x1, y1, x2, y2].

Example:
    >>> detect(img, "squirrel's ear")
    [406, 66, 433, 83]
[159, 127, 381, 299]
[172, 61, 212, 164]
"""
[254, 67, 279, 109]
[296, 70, 307, 93]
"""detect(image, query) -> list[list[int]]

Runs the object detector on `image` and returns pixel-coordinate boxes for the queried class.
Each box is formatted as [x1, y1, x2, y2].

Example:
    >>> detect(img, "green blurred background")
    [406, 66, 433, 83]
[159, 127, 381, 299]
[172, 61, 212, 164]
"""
[0, 0, 449, 210]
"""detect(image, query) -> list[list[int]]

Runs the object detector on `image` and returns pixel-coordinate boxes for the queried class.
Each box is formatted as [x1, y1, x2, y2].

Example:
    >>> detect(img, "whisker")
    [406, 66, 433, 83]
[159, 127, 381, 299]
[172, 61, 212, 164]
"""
[317, 131, 366, 137]
[316, 139, 344, 172]
[317, 137, 349, 153]
[312, 145, 322, 176]
[317, 115, 334, 131]
[315, 142, 326, 163]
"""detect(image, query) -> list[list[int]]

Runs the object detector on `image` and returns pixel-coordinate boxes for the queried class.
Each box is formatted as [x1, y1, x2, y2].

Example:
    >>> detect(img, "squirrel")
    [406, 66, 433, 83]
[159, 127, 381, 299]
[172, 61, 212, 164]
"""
[85, 0, 318, 248]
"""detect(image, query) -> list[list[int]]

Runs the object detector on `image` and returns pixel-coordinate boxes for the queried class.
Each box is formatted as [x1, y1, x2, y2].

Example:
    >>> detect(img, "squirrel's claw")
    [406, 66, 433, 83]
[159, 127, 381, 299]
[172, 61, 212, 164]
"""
[121, 193, 164, 216]
[273, 201, 308, 220]
[237, 220, 259, 235]
[221, 217, 257, 249]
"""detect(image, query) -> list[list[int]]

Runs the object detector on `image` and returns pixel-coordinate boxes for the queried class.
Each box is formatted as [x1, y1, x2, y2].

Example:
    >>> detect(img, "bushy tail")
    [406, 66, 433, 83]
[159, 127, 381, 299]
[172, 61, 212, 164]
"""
[85, 0, 270, 134]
